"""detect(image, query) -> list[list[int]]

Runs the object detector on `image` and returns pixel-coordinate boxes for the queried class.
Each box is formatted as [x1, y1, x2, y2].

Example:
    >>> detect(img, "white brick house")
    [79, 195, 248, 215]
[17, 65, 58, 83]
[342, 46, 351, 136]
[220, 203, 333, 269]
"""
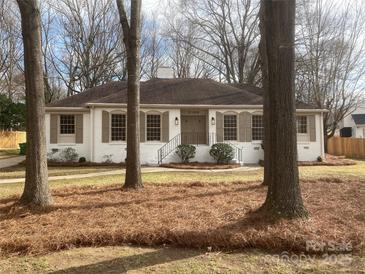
[339, 104, 365, 138]
[45, 78, 326, 165]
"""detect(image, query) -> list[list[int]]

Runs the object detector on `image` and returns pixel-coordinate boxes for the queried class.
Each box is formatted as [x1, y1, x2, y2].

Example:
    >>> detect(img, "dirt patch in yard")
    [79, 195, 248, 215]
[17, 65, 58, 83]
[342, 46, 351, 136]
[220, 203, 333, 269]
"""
[47, 161, 126, 168]
[259, 154, 356, 167]
[0, 178, 364, 257]
[11, 160, 126, 168]
[300, 154, 356, 166]
[160, 162, 241, 170]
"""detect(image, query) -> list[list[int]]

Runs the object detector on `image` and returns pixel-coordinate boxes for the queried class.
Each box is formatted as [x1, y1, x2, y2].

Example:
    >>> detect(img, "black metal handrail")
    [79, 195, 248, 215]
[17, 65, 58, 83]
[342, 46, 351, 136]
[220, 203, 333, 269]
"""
[158, 134, 181, 165]
[157, 132, 244, 165]
[225, 142, 243, 164]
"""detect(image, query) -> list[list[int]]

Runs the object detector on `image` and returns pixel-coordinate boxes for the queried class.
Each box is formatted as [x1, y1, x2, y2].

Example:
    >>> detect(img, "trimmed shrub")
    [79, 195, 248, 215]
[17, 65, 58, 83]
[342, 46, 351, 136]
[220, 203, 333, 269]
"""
[103, 154, 114, 164]
[47, 151, 59, 162]
[79, 157, 87, 163]
[175, 144, 196, 163]
[59, 147, 79, 162]
[210, 143, 234, 164]
[19, 143, 26, 155]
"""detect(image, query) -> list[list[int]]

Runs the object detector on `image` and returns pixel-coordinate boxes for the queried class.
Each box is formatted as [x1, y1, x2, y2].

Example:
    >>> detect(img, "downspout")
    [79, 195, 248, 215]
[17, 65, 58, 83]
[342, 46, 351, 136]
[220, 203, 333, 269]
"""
[90, 106, 95, 162]
[320, 112, 325, 159]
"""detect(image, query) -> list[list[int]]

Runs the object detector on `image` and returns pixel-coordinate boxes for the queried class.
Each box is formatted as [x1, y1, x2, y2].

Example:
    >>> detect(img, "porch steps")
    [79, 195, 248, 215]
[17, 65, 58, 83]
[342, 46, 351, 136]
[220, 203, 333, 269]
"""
[157, 134, 244, 166]
[157, 134, 181, 165]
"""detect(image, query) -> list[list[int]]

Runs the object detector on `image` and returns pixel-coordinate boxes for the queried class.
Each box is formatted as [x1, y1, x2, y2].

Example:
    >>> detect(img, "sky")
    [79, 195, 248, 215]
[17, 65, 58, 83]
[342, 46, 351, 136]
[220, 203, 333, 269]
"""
[143, 0, 362, 13]
[141, 0, 365, 95]
[143, 0, 169, 14]
[143, 0, 161, 11]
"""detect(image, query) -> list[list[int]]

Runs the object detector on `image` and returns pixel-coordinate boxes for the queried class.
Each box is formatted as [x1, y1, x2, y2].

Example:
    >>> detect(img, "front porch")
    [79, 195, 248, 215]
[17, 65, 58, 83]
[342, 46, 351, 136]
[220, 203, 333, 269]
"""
[158, 109, 243, 165]
[180, 109, 210, 145]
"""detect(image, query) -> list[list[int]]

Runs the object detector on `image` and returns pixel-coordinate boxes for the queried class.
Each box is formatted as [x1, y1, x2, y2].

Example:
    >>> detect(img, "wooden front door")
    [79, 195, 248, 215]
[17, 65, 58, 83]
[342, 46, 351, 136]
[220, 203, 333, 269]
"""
[181, 115, 207, 145]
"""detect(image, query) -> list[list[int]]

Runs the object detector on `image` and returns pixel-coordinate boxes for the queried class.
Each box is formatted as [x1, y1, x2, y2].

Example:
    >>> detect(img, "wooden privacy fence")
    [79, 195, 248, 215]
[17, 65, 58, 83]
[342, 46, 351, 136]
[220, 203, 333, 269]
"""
[0, 131, 26, 149]
[327, 137, 365, 159]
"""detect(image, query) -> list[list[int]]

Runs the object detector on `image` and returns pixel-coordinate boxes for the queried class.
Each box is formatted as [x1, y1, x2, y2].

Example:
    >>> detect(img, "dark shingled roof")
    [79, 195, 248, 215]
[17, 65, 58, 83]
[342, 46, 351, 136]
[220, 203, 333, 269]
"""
[230, 83, 265, 97]
[352, 114, 365, 125]
[48, 81, 127, 107]
[48, 78, 316, 109]
[92, 78, 262, 105]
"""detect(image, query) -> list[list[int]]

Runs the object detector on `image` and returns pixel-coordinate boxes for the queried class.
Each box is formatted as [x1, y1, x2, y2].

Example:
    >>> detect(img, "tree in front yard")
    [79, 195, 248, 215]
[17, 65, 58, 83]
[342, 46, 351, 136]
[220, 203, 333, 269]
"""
[259, 0, 307, 218]
[0, 94, 26, 131]
[296, 0, 365, 150]
[116, 0, 143, 189]
[16, 0, 51, 206]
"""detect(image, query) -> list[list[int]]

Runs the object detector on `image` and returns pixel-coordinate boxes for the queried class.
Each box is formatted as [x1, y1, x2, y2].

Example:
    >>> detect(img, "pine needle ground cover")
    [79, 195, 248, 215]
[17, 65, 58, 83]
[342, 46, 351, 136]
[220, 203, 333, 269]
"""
[0, 178, 364, 257]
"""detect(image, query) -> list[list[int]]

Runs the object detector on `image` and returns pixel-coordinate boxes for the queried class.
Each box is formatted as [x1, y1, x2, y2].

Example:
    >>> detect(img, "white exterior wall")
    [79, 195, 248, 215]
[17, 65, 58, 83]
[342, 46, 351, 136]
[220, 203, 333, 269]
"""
[156, 67, 174, 79]
[46, 108, 325, 165]
[340, 104, 365, 138]
[343, 116, 365, 138]
[352, 126, 365, 138]
[45, 112, 91, 161]
[92, 108, 180, 165]
[297, 112, 324, 161]
[187, 109, 324, 164]
[342, 104, 365, 128]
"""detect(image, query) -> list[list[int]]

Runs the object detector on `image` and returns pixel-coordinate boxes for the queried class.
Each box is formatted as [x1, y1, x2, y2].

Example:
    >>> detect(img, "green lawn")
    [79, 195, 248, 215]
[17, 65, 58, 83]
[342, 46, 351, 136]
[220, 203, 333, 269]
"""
[299, 161, 365, 180]
[0, 165, 120, 179]
[0, 246, 363, 274]
[1, 162, 364, 273]
[0, 149, 20, 159]
[0, 161, 364, 199]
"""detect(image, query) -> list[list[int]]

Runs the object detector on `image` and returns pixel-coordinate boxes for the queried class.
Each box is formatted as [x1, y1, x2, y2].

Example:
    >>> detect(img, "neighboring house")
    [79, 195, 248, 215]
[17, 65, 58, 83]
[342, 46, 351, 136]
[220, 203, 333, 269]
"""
[45, 78, 326, 165]
[339, 104, 365, 138]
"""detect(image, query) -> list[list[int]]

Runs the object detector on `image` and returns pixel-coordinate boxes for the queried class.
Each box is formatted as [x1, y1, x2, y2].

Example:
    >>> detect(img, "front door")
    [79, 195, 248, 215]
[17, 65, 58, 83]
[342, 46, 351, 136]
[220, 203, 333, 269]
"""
[181, 115, 207, 145]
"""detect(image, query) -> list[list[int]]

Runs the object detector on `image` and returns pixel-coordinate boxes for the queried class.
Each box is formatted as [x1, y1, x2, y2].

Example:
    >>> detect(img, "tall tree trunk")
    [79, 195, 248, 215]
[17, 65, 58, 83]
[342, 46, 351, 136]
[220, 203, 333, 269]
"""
[116, 0, 143, 189]
[17, 0, 51, 206]
[324, 134, 328, 153]
[259, 2, 270, 187]
[259, 0, 307, 218]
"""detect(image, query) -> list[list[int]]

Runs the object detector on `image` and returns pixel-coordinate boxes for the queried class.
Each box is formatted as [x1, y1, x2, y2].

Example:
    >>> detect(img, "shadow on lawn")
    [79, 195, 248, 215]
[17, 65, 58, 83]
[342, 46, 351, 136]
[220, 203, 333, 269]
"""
[53, 186, 122, 198]
[52, 183, 264, 199]
[50, 247, 202, 274]
[159, 184, 264, 202]
[0, 183, 266, 221]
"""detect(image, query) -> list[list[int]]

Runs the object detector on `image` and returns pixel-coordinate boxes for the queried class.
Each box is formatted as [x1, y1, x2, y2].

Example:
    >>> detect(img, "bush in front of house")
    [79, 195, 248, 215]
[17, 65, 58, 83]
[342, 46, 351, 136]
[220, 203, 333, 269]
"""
[209, 143, 234, 164]
[19, 143, 26, 155]
[47, 151, 59, 162]
[103, 154, 114, 164]
[58, 147, 79, 162]
[175, 144, 196, 163]
[79, 157, 87, 163]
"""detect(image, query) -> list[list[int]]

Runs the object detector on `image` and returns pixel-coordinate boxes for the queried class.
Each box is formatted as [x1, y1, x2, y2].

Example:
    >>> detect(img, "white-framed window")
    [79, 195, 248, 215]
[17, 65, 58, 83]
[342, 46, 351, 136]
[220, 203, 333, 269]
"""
[147, 114, 161, 141]
[224, 115, 237, 141]
[59, 115, 75, 135]
[297, 116, 308, 134]
[111, 113, 126, 141]
[252, 115, 264, 141]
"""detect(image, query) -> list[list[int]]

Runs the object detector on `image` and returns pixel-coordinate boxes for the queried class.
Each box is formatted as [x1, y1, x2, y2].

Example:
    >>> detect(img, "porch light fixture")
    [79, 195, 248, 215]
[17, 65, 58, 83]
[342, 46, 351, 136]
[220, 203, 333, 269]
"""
[211, 117, 216, 125]
[175, 117, 179, 125]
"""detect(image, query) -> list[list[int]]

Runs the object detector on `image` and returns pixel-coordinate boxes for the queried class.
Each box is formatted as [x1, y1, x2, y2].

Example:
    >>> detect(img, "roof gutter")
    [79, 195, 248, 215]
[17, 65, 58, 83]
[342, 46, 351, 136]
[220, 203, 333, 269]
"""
[45, 107, 90, 113]
[85, 103, 328, 113]
[297, 108, 329, 113]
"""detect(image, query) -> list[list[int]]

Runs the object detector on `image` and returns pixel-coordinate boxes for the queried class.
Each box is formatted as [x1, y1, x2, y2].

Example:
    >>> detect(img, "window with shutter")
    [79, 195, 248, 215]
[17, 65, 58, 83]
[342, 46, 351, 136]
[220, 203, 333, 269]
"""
[296, 116, 308, 134]
[111, 114, 126, 141]
[252, 115, 264, 141]
[224, 115, 237, 141]
[147, 114, 161, 141]
[60, 115, 75, 135]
